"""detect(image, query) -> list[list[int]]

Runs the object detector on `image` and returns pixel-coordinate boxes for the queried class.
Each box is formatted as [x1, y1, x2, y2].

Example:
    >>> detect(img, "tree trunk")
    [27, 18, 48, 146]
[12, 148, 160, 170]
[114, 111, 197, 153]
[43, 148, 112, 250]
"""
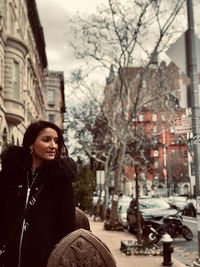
[109, 142, 126, 228]
[102, 162, 111, 220]
[135, 165, 143, 245]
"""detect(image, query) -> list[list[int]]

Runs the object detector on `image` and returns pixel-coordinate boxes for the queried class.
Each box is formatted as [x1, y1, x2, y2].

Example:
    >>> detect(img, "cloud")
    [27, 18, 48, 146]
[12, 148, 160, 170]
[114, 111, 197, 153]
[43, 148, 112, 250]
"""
[36, 0, 105, 73]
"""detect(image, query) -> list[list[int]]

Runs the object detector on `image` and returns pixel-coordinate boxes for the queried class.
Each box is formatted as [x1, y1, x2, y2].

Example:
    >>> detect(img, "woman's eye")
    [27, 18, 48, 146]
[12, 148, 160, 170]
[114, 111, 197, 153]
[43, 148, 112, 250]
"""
[41, 136, 58, 144]
[42, 137, 50, 142]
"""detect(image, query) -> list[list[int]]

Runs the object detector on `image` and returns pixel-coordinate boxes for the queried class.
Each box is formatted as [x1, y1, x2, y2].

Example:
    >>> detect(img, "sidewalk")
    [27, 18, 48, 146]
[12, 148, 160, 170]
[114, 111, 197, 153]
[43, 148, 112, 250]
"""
[88, 216, 187, 267]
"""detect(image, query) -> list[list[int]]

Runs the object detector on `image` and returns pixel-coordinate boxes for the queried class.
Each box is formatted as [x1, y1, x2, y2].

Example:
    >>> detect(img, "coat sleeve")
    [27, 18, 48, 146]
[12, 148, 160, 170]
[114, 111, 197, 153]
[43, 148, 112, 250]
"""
[41, 157, 77, 243]
[0, 172, 3, 244]
[0, 170, 6, 246]
[42, 157, 77, 181]
[52, 173, 76, 244]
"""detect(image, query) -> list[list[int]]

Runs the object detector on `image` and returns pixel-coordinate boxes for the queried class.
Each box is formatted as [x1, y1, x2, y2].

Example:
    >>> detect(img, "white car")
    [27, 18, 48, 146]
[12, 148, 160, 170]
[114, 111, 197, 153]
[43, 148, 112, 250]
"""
[168, 196, 187, 210]
[117, 196, 132, 228]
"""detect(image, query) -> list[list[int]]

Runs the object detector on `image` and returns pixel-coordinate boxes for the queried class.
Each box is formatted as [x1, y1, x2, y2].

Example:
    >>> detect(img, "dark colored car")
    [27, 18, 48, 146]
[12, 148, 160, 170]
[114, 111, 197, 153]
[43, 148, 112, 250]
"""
[127, 197, 178, 233]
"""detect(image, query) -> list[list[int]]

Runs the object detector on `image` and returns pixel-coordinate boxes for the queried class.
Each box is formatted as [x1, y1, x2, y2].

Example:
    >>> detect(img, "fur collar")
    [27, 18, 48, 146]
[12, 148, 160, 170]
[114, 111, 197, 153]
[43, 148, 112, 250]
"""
[1, 145, 77, 181]
[1, 145, 29, 170]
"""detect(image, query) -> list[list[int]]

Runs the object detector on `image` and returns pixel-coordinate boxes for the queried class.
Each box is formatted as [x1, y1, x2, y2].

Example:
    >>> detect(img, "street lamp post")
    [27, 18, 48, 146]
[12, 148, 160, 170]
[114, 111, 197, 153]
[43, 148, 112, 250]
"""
[185, 1, 200, 266]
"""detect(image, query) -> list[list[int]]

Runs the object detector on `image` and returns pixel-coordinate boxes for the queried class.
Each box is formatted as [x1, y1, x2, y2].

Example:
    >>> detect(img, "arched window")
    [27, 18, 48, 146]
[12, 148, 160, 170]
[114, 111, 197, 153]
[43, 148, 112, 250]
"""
[13, 61, 20, 99]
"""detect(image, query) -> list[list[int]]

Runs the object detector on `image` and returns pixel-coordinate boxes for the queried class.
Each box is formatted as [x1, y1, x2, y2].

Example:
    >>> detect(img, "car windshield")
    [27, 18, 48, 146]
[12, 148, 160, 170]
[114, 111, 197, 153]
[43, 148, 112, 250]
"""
[139, 198, 170, 210]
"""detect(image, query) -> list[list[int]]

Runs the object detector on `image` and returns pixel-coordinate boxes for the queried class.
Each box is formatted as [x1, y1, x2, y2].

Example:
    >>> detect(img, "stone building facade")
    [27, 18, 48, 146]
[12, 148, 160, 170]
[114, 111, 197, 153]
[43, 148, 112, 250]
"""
[0, 0, 65, 152]
[44, 70, 65, 131]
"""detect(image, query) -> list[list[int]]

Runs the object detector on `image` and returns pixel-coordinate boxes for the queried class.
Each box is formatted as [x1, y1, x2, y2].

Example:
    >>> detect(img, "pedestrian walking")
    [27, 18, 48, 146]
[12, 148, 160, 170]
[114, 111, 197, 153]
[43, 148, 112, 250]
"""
[0, 120, 77, 267]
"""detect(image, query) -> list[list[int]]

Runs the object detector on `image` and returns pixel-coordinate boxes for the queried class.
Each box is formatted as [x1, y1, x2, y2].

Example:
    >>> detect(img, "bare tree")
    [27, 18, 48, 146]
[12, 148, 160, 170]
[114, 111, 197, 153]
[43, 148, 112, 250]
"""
[66, 0, 187, 233]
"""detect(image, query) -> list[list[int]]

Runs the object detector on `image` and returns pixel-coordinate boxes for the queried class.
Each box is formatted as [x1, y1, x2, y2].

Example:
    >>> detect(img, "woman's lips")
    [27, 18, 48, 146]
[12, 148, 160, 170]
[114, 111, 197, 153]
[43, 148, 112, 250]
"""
[46, 151, 55, 156]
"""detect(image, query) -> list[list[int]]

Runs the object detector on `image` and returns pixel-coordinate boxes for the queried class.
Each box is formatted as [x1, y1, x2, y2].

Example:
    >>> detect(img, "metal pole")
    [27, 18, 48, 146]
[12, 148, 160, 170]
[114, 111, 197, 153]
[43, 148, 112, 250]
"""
[185, 1, 200, 266]
[162, 126, 168, 196]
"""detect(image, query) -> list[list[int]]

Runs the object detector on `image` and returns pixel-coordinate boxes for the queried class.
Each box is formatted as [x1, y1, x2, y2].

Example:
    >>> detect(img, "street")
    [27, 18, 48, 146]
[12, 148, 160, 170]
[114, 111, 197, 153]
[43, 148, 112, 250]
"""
[172, 216, 198, 267]
[124, 215, 198, 267]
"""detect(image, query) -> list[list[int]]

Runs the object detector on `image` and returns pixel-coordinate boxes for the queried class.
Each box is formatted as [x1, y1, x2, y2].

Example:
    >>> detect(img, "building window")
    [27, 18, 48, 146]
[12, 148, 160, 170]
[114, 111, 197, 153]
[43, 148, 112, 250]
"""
[161, 115, 166, 122]
[184, 150, 188, 157]
[152, 114, 157, 121]
[139, 114, 144, 122]
[13, 61, 20, 99]
[153, 136, 158, 144]
[154, 160, 159, 169]
[9, 5, 15, 35]
[152, 126, 157, 133]
[175, 136, 182, 144]
[19, 5, 26, 38]
[49, 114, 55, 123]
[190, 163, 195, 176]
[48, 89, 55, 106]
[170, 126, 175, 133]
[0, 58, 3, 89]
[153, 150, 159, 157]
[3, 0, 7, 27]
[2, 128, 8, 148]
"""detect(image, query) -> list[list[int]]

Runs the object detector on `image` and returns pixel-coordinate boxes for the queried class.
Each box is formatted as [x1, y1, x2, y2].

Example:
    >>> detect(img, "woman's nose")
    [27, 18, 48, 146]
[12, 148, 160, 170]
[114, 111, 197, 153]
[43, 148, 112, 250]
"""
[50, 140, 57, 148]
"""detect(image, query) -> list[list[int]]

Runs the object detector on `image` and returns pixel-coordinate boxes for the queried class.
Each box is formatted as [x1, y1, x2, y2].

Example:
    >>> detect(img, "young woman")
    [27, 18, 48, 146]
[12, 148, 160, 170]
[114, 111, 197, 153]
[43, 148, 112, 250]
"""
[0, 120, 77, 267]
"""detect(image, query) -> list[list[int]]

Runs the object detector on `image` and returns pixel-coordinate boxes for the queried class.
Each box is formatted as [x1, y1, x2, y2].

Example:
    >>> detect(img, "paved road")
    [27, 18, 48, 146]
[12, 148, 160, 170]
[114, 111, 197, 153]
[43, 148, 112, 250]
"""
[125, 215, 198, 267]
[173, 216, 198, 267]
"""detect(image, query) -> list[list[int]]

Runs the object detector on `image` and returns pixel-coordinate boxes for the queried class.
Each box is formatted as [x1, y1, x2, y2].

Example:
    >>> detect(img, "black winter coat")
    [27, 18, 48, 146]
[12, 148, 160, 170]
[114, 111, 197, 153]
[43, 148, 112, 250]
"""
[0, 146, 77, 267]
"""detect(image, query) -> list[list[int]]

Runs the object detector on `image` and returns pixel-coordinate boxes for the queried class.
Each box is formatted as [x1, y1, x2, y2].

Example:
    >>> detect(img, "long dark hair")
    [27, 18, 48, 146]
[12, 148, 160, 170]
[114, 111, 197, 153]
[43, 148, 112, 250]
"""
[22, 120, 68, 158]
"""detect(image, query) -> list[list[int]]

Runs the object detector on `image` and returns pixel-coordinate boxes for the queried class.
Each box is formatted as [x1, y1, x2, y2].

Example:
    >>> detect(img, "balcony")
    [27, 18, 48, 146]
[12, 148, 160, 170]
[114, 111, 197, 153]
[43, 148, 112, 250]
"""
[4, 98, 24, 125]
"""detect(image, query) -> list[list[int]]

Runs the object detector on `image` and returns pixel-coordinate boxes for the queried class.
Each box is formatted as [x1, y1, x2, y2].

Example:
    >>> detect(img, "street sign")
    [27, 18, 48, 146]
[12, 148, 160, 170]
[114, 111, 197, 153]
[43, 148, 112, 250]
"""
[174, 116, 192, 134]
[96, 170, 105, 185]
[166, 31, 200, 74]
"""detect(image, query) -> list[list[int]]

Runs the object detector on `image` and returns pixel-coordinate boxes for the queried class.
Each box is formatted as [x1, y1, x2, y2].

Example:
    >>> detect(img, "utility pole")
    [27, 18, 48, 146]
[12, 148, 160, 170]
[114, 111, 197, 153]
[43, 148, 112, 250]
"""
[185, 1, 200, 266]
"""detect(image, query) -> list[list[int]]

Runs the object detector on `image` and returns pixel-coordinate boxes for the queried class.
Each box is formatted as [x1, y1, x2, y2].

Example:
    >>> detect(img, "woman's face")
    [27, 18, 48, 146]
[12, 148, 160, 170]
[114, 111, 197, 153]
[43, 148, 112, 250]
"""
[31, 127, 59, 168]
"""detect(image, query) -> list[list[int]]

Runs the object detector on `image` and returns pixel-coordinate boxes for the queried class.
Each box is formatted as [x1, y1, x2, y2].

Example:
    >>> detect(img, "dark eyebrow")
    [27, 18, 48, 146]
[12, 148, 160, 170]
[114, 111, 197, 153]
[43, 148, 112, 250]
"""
[40, 135, 58, 140]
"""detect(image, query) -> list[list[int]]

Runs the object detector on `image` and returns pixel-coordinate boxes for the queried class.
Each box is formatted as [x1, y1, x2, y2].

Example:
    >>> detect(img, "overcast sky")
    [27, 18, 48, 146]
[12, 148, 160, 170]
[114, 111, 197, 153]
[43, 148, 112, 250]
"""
[36, 0, 200, 91]
[36, 0, 106, 78]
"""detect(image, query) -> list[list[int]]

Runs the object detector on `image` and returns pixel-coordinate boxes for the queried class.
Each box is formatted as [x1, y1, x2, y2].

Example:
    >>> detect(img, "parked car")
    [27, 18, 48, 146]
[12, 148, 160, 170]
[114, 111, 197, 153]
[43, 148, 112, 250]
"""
[183, 198, 197, 217]
[105, 195, 132, 228]
[167, 196, 188, 210]
[127, 197, 178, 233]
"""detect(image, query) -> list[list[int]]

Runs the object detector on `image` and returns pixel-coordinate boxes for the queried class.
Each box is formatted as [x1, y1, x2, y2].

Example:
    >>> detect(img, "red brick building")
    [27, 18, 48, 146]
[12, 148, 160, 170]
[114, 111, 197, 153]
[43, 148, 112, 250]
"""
[102, 61, 191, 197]
[126, 110, 189, 197]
